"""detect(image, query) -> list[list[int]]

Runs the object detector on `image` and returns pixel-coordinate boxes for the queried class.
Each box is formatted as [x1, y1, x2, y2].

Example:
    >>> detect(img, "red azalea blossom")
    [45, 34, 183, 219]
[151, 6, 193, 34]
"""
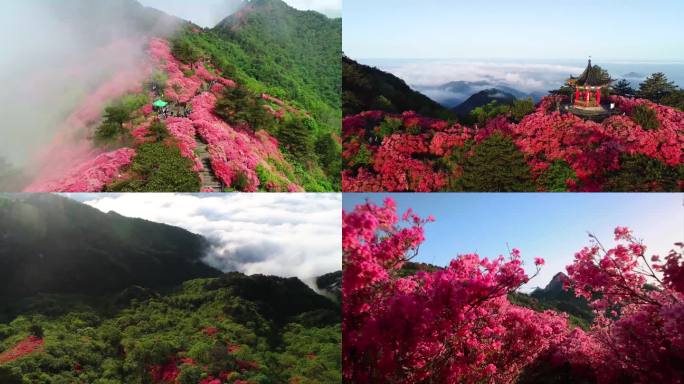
[343, 200, 568, 383]
[343, 96, 684, 192]
[0, 336, 44, 364]
[560, 230, 684, 383]
[343, 200, 684, 383]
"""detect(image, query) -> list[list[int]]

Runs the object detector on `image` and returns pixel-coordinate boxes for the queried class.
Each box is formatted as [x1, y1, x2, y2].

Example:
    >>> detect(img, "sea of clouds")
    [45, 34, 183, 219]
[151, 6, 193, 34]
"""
[363, 59, 586, 93]
[79, 193, 342, 279]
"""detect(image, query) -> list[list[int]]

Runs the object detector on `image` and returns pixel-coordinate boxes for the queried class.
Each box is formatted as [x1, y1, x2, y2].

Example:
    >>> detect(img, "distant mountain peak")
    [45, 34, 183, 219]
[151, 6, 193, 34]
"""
[546, 272, 568, 289]
[451, 88, 518, 116]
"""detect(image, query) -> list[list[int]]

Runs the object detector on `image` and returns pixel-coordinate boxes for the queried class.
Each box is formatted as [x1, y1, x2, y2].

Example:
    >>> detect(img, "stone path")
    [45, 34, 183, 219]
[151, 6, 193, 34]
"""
[195, 137, 223, 191]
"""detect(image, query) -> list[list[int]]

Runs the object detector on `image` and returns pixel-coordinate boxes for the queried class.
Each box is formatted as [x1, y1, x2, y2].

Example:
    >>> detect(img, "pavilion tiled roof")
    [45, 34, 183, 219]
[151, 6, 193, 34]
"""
[575, 59, 611, 86]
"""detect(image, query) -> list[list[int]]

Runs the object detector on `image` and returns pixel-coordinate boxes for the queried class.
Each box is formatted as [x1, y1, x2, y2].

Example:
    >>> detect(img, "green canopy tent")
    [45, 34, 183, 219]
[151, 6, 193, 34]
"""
[152, 99, 169, 109]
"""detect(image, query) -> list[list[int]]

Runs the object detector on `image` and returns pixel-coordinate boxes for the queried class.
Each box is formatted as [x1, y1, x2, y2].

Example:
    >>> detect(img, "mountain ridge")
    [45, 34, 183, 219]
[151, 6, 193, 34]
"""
[0, 193, 220, 298]
[452, 88, 519, 116]
[343, 56, 454, 119]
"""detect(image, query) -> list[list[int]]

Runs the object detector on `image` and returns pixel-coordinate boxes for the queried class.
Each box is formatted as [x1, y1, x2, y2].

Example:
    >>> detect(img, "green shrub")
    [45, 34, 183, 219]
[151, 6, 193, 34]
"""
[456, 133, 535, 192]
[147, 120, 169, 142]
[95, 93, 149, 143]
[604, 154, 684, 191]
[171, 36, 203, 64]
[510, 98, 535, 122]
[537, 161, 577, 192]
[315, 133, 342, 189]
[107, 142, 200, 192]
[632, 104, 660, 130]
[376, 116, 403, 139]
[214, 85, 276, 133]
[277, 116, 315, 161]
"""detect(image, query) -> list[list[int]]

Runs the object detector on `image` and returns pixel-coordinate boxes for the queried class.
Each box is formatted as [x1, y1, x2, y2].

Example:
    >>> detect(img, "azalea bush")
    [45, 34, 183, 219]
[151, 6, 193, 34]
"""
[343, 200, 684, 383]
[25, 148, 136, 192]
[343, 199, 567, 383]
[343, 95, 684, 192]
[556, 228, 684, 383]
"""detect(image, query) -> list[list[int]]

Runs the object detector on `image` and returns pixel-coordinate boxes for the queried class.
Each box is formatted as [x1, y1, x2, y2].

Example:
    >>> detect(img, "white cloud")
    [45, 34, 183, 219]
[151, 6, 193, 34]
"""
[365, 59, 585, 93]
[81, 193, 341, 279]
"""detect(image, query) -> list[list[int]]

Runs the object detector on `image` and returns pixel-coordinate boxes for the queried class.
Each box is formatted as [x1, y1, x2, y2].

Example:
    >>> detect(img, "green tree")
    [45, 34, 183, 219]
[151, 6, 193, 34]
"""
[660, 89, 684, 110]
[537, 161, 577, 191]
[171, 36, 203, 64]
[278, 116, 314, 160]
[29, 323, 44, 338]
[637, 72, 678, 102]
[549, 84, 575, 98]
[147, 120, 170, 142]
[95, 103, 132, 141]
[215, 85, 276, 133]
[604, 154, 684, 192]
[631, 104, 660, 131]
[104, 104, 132, 127]
[612, 79, 635, 97]
[148, 71, 168, 92]
[95, 94, 148, 142]
[510, 98, 535, 122]
[469, 101, 510, 126]
[457, 133, 535, 192]
[315, 133, 342, 186]
[590, 65, 612, 84]
[0, 366, 22, 384]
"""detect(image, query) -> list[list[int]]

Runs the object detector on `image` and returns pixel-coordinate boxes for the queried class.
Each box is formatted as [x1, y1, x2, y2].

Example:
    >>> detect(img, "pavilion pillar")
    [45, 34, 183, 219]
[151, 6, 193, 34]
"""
[596, 88, 601, 105]
[586, 89, 590, 104]
[575, 89, 580, 104]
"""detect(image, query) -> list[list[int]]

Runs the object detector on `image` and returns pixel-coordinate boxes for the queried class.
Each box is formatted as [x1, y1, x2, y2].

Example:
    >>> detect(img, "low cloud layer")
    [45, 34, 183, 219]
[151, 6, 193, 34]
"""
[81, 193, 341, 279]
[366, 60, 585, 94]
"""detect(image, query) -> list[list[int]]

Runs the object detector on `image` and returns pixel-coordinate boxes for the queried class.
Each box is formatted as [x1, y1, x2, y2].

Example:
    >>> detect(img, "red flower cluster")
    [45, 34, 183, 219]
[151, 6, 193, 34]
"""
[190, 92, 301, 192]
[343, 96, 684, 191]
[25, 148, 136, 192]
[343, 199, 567, 383]
[24, 67, 147, 192]
[0, 336, 44, 364]
[558, 229, 684, 383]
[148, 350, 258, 384]
[344, 201, 684, 383]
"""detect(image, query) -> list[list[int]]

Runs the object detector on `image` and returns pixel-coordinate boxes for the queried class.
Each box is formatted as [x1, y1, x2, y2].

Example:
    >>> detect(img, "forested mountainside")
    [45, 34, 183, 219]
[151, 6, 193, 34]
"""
[0, 273, 341, 384]
[0, 194, 341, 383]
[0, 194, 219, 298]
[342, 56, 455, 119]
[9, 0, 341, 193]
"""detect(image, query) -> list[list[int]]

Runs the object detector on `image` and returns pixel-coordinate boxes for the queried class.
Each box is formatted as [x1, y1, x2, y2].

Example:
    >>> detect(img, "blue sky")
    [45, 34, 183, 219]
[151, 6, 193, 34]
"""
[343, 193, 684, 291]
[343, 0, 684, 60]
